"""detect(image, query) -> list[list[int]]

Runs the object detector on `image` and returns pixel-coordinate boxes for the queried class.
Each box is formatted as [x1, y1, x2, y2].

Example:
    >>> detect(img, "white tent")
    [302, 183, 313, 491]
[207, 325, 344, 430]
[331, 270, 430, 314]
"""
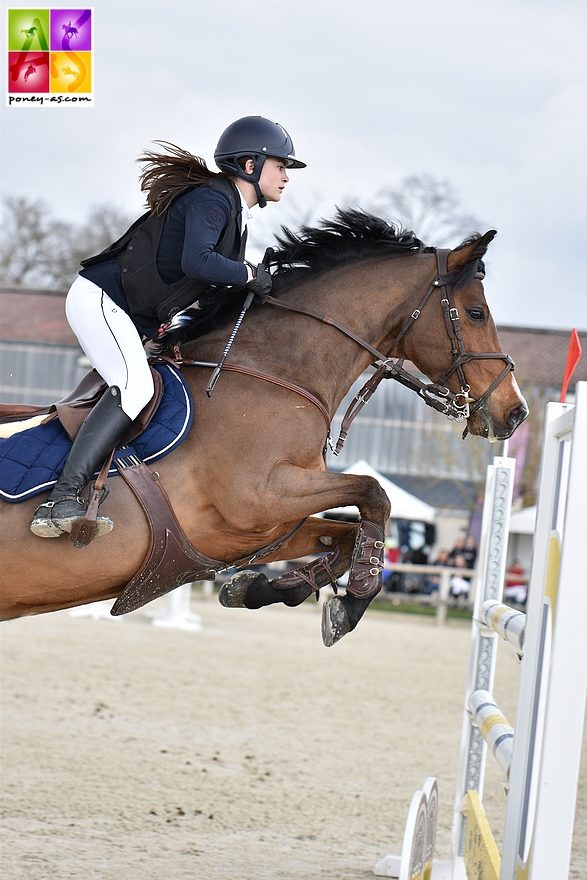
[324, 459, 435, 523]
[509, 505, 536, 535]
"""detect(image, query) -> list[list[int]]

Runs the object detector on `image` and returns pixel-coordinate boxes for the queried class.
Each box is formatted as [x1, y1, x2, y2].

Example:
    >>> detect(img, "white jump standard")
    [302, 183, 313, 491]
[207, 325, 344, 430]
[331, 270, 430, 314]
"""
[374, 381, 587, 879]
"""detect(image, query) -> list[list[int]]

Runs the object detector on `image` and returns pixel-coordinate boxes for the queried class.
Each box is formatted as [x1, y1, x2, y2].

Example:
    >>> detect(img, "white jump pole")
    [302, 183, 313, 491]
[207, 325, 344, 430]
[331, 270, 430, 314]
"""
[478, 601, 525, 656]
[467, 690, 514, 785]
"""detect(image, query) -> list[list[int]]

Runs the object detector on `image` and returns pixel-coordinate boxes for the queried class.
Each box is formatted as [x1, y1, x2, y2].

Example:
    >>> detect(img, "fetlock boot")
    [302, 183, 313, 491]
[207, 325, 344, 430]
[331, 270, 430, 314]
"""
[30, 386, 132, 538]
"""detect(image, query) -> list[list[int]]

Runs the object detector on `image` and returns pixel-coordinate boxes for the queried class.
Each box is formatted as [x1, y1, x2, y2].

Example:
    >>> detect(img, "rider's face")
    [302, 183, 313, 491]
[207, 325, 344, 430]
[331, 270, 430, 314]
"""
[258, 157, 289, 203]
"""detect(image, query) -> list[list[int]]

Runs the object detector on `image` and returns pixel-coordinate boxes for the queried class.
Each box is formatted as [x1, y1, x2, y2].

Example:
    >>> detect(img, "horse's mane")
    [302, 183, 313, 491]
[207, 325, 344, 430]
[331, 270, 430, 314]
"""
[179, 209, 487, 345]
[271, 208, 430, 293]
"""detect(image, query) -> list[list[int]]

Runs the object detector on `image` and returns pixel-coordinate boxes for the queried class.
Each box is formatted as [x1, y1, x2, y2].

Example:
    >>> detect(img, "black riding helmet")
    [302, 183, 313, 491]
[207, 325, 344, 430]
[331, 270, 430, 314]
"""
[214, 115, 306, 207]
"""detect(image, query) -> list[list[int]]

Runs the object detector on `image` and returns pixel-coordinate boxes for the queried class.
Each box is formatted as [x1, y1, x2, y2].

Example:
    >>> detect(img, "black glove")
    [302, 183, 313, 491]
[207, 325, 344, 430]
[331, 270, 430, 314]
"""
[247, 262, 273, 303]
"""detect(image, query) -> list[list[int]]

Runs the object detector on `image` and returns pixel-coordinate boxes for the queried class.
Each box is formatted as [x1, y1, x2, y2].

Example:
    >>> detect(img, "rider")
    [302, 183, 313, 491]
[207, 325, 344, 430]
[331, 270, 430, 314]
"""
[30, 115, 306, 539]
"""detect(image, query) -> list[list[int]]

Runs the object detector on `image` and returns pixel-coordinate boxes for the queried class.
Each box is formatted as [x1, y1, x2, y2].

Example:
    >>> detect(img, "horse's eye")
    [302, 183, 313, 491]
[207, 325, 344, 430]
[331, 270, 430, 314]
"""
[466, 307, 486, 323]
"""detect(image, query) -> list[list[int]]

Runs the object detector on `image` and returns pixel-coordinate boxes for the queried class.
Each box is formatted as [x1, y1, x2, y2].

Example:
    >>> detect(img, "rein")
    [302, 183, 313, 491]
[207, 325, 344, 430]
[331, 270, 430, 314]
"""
[264, 248, 514, 451]
[180, 247, 514, 454]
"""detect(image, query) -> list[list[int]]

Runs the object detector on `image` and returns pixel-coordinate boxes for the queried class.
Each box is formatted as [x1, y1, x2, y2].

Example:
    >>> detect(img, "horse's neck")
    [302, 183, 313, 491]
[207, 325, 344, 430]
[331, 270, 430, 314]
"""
[190, 255, 431, 417]
[266, 256, 431, 412]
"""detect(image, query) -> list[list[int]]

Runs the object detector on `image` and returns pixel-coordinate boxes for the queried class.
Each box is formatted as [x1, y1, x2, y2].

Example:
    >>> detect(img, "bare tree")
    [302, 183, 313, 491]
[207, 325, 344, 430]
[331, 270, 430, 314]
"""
[1, 196, 69, 288]
[362, 174, 484, 247]
[0, 197, 133, 290]
[61, 203, 134, 283]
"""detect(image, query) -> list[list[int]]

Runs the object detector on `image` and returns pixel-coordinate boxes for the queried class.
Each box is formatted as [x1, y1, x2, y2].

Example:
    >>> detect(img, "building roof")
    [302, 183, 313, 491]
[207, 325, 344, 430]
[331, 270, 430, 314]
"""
[384, 473, 479, 513]
[497, 326, 587, 386]
[0, 286, 77, 346]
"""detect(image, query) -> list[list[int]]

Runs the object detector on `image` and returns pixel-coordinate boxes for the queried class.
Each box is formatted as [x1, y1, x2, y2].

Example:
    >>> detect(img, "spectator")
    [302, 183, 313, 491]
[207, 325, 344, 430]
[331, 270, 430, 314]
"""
[426, 548, 450, 594]
[409, 545, 429, 566]
[382, 536, 401, 592]
[447, 535, 466, 565]
[462, 535, 478, 569]
[432, 548, 450, 566]
[449, 554, 471, 600]
[504, 559, 527, 606]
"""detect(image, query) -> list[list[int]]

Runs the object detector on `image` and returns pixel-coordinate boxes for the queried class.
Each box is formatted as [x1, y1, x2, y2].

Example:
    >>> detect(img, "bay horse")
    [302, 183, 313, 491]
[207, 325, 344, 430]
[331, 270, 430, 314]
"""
[0, 211, 528, 645]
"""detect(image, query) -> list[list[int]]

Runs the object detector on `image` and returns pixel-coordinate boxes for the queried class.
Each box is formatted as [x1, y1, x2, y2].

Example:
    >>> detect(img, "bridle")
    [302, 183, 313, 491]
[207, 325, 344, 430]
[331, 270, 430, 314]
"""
[264, 247, 515, 452]
[182, 247, 515, 454]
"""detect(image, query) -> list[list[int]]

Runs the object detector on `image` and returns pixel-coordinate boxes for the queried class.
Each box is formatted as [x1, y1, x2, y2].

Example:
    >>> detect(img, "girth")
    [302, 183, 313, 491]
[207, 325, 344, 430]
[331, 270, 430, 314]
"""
[110, 458, 308, 616]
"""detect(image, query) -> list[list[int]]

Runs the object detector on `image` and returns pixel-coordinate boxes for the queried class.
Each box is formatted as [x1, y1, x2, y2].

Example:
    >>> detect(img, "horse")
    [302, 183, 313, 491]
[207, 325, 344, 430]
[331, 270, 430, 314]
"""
[62, 22, 79, 39]
[0, 210, 528, 645]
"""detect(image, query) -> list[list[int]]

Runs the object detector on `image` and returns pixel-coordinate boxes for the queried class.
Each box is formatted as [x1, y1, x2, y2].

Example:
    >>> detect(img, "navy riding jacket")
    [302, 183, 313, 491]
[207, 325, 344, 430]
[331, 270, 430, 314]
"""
[80, 183, 247, 336]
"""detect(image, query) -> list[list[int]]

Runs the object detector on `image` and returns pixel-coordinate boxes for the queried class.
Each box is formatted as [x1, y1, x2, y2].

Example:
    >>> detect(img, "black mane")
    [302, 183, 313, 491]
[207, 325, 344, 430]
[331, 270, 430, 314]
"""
[177, 210, 486, 346]
[271, 208, 429, 292]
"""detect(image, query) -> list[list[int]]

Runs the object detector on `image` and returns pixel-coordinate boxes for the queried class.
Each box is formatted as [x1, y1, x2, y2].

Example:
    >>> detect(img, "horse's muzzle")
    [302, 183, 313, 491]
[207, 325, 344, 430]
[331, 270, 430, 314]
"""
[468, 401, 529, 441]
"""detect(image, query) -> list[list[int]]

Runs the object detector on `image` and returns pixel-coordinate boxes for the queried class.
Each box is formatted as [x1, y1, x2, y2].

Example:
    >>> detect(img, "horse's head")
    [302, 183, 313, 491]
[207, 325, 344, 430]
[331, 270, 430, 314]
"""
[400, 230, 528, 441]
[263, 210, 527, 441]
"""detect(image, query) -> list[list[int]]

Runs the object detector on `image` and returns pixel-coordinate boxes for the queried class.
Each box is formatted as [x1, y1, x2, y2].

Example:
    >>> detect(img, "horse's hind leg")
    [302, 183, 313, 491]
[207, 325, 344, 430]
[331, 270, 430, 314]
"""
[221, 545, 381, 648]
[219, 517, 357, 610]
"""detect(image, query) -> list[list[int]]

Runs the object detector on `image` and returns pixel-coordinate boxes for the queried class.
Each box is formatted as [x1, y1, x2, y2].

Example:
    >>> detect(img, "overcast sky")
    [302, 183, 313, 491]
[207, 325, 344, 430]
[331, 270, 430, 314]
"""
[1, 0, 586, 331]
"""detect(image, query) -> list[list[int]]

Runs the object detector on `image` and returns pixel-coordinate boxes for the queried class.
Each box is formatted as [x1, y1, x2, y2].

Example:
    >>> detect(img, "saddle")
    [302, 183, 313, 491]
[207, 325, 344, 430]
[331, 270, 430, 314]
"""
[0, 365, 164, 443]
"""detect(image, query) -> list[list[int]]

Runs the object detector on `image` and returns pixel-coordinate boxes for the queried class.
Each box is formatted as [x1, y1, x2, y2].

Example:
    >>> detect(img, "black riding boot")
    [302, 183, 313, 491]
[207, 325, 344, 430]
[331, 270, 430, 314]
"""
[30, 386, 132, 539]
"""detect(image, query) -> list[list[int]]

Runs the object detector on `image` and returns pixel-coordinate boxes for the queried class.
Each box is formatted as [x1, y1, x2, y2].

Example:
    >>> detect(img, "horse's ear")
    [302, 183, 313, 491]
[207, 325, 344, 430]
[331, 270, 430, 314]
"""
[447, 229, 497, 272]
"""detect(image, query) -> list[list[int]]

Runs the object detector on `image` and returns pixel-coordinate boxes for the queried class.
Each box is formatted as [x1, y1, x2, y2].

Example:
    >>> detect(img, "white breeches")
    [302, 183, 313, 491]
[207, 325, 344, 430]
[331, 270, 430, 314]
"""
[65, 276, 154, 420]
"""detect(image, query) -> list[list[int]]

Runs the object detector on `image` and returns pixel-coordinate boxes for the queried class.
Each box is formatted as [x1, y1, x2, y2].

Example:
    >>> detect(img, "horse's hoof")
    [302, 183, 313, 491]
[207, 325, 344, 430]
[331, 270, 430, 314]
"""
[218, 571, 260, 608]
[321, 596, 352, 647]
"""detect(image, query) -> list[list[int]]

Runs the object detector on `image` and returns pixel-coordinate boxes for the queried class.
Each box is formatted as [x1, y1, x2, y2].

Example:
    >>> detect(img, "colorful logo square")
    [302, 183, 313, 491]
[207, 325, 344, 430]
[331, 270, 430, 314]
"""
[8, 9, 50, 50]
[50, 9, 92, 51]
[50, 50, 91, 93]
[8, 50, 49, 92]
[7, 9, 94, 106]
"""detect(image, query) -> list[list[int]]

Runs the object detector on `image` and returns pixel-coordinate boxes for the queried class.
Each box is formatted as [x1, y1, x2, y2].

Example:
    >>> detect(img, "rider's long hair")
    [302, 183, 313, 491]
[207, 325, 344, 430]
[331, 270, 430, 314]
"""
[137, 141, 224, 215]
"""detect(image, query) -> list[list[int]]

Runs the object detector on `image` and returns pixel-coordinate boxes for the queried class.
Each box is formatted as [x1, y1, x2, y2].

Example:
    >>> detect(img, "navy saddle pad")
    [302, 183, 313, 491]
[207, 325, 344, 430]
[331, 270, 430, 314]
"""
[0, 363, 193, 503]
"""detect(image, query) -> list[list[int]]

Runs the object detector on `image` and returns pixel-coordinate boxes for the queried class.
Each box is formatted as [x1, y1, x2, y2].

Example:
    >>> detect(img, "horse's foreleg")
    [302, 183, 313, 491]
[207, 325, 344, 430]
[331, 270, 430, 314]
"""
[260, 467, 391, 646]
[221, 469, 391, 644]
[320, 518, 389, 647]
[248, 515, 359, 563]
[257, 467, 391, 525]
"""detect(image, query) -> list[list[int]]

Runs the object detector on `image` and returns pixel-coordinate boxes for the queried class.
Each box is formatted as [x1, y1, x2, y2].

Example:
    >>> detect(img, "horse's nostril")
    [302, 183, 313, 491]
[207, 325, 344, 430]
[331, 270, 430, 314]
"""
[508, 405, 528, 429]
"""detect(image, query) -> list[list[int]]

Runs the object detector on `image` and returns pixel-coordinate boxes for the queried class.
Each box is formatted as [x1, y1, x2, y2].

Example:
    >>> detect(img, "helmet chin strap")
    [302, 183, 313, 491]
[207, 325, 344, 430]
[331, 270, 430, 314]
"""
[251, 157, 267, 208]
[234, 156, 267, 207]
[254, 181, 267, 209]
